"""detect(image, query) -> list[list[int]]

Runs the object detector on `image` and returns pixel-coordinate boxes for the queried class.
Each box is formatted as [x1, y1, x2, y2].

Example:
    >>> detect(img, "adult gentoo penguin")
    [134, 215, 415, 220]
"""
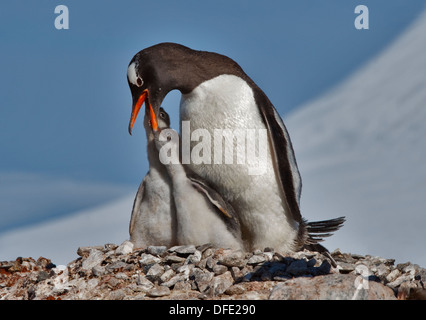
[127, 42, 344, 255]
[150, 109, 243, 249]
[129, 107, 177, 248]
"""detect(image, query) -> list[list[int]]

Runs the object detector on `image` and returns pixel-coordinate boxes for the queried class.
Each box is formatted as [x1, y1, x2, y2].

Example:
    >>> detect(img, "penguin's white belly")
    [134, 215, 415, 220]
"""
[180, 74, 298, 252]
[130, 169, 175, 248]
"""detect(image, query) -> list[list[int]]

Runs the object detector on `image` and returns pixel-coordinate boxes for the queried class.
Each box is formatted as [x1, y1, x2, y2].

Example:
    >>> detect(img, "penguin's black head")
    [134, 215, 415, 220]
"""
[127, 52, 159, 135]
[127, 42, 247, 135]
[127, 43, 194, 135]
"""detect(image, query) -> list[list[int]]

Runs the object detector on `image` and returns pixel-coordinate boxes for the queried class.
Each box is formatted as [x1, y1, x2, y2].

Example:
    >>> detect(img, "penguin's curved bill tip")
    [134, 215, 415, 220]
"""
[149, 103, 159, 132]
[128, 89, 149, 135]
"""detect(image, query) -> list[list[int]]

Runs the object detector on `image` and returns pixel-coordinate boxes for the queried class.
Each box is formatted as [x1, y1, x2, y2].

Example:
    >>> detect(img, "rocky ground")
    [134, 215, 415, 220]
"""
[1, 241, 425, 300]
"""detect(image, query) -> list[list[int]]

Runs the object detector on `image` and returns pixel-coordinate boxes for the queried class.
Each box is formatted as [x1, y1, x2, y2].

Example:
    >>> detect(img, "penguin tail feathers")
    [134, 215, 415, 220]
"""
[305, 216, 346, 244]
[297, 216, 346, 268]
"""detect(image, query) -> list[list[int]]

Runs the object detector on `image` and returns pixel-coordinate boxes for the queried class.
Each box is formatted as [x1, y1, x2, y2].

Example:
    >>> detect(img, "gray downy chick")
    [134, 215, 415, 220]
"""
[129, 107, 177, 248]
[152, 111, 243, 250]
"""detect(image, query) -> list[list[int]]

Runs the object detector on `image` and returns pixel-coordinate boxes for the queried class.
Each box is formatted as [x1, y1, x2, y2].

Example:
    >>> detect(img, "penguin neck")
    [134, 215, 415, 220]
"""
[154, 48, 248, 95]
[156, 136, 187, 182]
[156, 57, 201, 95]
[146, 134, 169, 179]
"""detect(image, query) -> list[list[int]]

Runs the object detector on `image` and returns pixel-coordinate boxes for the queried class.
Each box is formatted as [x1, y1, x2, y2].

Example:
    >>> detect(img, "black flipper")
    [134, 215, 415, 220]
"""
[252, 88, 303, 223]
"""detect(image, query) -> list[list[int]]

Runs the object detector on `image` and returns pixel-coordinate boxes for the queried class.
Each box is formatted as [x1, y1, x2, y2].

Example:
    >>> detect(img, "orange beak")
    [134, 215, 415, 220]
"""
[128, 89, 158, 134]
[128, 89, 147, 135]
[149, 103, 158, 132]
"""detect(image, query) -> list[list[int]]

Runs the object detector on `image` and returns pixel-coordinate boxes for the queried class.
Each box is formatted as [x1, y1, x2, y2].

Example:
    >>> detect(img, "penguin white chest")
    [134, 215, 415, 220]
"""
[180, 74, 270, 193]
[179, 74, 298, 252]
[181, 75, 263, 132]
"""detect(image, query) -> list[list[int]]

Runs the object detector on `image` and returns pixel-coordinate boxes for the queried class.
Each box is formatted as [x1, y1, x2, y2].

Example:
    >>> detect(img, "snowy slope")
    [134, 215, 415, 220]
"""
[0, 195, 134, 265]
[286, 10, 426, 267]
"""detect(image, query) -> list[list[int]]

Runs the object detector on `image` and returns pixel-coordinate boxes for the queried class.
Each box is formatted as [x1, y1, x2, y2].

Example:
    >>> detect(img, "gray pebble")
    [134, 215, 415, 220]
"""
[104, 243, 118, 251]
[36, 271, 50, 282]
[81, 249, 105, 271]
[219, 251, 247, 268]
[169, 245, 196, 255]
[206, 256, 216, 270]
[139, 253, 161, 266]
[108, 277, 121, 288]
[230, 266, 243, 281]
[337, 262, 355, 274]
[213, 264, 228, 275]
[115, 272, 128, 280]
[92, 265, 106, 277]
[386, 269, 401, 283]
[387, 274, 410, 288]
[136, 275, 154, 291]
[196, 258, 208, 269]
[376, 264, 390, 278]
[77, 246, 104, 257]
[108, 289, 126, 300]
[160, 268, 175, 283]
[106, 261, 129, 273]
[115, 241, 134, 256]
[146, 263, 165, 282]
[191, 268, 214, 292]
[147, 246, 168, 256]
[165, 255, 186, 264]
[147, 286, 171, 297]
[186, 250, 202, 264]
[202, 248, 214, 259]
[174, 280, 192, 291]
[247, 254, 266, 265]
[197, 243, 214, 253]
[208, 271, 234, 296]
[161, 274, 183, 288]
[176, 264, 194, 279]
[225, 284, 246, 295]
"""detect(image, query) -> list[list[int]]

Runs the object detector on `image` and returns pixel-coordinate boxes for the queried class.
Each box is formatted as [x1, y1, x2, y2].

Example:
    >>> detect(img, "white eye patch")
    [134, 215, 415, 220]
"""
[127, 62, 143, 87]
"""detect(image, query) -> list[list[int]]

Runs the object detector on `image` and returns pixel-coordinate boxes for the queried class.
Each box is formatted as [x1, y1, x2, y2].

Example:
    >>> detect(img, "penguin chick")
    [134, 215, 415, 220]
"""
[152, 114, 243, 250]
[129, 108, 177, 248]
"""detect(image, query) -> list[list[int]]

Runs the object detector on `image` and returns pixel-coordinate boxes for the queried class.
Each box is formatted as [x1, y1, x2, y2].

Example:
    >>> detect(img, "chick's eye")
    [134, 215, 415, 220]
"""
[160, 112, 165, 118]
[136, 77, 143, 87]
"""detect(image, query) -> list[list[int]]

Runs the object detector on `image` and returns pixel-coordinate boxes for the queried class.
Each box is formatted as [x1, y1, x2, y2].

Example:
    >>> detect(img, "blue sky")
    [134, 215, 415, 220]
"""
[1, 0, 425, 232]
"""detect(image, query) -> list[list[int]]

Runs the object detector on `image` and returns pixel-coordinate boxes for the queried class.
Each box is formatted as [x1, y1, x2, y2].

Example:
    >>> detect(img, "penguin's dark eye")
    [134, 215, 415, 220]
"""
[136, 77, 143, 87]
[160, 112, 165, 119]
